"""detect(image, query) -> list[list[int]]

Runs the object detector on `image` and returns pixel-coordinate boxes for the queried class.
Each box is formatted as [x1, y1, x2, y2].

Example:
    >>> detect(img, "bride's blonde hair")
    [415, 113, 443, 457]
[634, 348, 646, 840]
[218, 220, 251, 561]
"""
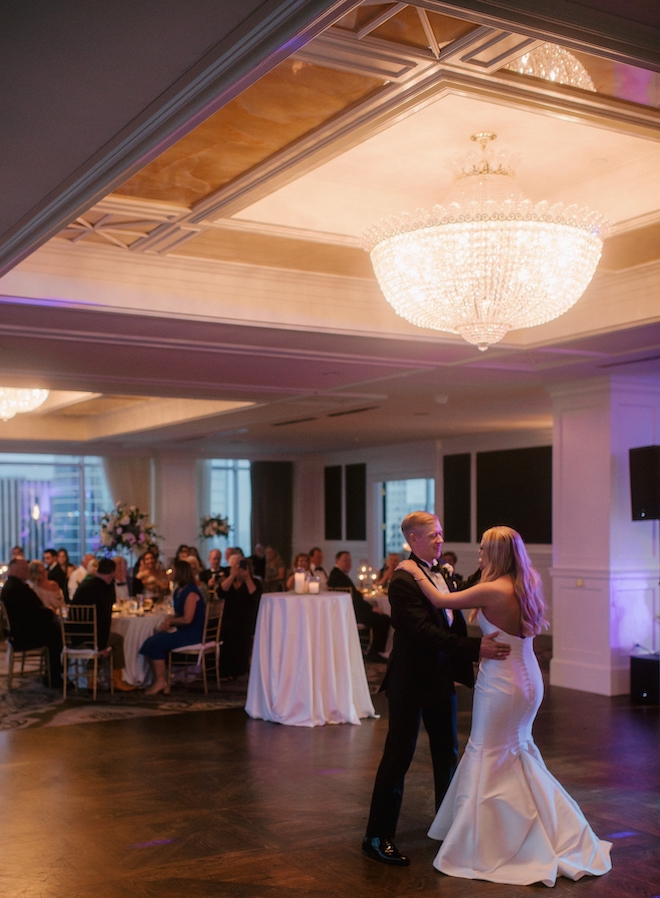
[480, 526, 548, 637]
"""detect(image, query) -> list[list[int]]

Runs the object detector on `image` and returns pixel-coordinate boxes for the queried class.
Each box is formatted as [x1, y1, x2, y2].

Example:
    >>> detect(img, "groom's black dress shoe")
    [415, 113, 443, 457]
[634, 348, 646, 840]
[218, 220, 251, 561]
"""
[362, 836, 410, 866]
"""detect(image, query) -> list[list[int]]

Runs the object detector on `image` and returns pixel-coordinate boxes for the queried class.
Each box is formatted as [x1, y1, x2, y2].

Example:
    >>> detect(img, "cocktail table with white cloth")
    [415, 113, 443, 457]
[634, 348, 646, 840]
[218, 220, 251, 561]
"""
[111, 610, 168, 686]
[246, 591, 377, 727]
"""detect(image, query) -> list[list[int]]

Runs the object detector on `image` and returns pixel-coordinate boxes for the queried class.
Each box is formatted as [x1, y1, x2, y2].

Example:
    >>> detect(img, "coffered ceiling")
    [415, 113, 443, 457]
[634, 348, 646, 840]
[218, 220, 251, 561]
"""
[1, 1, 660, 456]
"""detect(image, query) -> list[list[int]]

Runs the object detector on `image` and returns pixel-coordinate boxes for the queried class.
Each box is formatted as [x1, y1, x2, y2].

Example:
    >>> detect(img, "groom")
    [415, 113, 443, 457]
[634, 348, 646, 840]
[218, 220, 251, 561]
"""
[362, 511, 510, 866]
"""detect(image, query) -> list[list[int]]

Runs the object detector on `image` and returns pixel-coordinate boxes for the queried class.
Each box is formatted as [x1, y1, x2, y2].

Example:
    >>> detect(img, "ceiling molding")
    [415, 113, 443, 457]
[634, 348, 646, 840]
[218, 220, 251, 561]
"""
[293, 24, 433, 78]
[206, 219, 360, 248]
[611, 209, 660, 236]
[0, 320, 432, 371]
[437, 24, 540, 71]
[132, 224, 203, 255]
[415, 0, 660, 70]
[186, 63, 660, 223]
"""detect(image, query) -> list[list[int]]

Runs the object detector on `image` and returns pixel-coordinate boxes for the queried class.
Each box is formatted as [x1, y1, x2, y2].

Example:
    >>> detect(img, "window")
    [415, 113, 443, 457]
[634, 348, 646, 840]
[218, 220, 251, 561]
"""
[207, 459, 252, 555]
[381, 478, 435, 557]
[0, 454, 112, 564]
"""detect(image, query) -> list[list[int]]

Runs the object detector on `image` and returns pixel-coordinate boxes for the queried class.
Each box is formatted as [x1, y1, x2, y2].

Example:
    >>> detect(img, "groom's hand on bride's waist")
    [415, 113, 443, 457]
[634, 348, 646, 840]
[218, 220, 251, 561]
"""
[480, 632, 511, 660]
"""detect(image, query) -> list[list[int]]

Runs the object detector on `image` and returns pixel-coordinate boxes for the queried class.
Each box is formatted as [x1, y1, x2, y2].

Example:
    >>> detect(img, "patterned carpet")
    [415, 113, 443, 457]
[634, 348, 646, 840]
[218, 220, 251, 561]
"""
[0, 643, 386, 731]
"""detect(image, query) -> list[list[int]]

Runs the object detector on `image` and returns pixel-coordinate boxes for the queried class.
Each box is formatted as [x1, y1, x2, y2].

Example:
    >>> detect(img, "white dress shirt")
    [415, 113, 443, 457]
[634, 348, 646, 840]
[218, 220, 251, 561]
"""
[420, 561, 453, 626]
[310, 563, 328, 591]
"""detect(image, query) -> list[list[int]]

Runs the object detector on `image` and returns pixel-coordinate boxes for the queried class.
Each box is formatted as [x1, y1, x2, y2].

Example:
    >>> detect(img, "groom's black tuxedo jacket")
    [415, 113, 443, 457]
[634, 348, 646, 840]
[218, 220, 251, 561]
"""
[380, 553, 480, 705]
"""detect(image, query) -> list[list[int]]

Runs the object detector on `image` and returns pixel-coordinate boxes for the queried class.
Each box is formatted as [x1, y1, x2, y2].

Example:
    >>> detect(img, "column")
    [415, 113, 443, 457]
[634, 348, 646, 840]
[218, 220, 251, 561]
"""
[549, 376, 660, 695]
[153, 453, 199, 563]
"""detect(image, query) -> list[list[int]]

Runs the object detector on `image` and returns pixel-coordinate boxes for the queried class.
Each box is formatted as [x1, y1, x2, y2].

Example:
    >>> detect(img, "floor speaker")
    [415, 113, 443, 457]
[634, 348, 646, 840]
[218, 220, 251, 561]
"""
[630, 654, 660, 704]
[629, 445, 660, 520]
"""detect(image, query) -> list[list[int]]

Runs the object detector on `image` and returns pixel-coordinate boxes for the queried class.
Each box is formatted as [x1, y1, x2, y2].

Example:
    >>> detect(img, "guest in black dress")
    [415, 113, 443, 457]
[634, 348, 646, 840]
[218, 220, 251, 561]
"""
[219, 553, 261, 679]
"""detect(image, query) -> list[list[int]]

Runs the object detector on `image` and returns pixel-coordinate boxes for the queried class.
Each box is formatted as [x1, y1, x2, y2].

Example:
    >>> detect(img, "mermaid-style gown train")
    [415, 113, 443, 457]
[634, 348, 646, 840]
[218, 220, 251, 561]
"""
[428, 610, 612, 887]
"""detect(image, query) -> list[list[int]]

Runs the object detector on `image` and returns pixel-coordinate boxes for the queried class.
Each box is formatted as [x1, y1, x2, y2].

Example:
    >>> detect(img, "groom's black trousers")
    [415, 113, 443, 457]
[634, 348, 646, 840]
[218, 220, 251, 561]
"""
[365, 690, 458, 839]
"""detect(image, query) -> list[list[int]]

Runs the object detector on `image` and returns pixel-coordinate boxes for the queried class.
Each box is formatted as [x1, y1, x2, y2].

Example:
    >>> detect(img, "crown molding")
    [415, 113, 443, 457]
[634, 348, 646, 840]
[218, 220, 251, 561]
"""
[186, 63, 660, 224]
[418, 0, 660, 70]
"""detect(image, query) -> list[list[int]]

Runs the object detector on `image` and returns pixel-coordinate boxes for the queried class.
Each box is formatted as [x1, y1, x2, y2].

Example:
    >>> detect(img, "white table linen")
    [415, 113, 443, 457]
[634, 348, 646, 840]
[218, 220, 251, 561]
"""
[111, 611, 168, 686]
[246, 591, 376, 727]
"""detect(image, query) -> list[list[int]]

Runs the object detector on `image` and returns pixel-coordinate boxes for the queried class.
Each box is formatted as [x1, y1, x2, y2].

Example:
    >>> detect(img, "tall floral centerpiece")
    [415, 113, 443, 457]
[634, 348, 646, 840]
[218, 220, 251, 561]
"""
[99, 503, 160, 556]
[199, 514, 231, 542]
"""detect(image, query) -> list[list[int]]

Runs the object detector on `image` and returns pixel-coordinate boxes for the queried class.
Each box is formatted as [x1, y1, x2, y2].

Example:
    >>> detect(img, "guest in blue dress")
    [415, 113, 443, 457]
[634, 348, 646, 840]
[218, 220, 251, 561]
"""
[140, 560, 205, 695]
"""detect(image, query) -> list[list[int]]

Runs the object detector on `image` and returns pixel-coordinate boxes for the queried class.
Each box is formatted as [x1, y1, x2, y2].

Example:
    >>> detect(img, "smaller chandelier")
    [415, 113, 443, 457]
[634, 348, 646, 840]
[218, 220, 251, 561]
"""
[503, 44, 596, 92]
[0, 388, 49, 421]
[362, 133, 609, 350]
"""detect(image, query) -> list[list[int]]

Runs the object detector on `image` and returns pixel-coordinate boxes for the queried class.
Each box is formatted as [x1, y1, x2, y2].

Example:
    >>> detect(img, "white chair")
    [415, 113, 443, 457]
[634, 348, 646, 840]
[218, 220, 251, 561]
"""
[60, 605, 113, 701]
[0, 600, 50, 689]
[168, 599, 224, 694]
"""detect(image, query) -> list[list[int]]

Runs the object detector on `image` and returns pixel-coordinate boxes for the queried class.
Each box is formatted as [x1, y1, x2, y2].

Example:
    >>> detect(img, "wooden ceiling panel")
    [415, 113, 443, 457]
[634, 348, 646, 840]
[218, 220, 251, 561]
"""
[113, 59, 383, 207]
[171, 227, 374, 278]
[368, 7, 476, 50]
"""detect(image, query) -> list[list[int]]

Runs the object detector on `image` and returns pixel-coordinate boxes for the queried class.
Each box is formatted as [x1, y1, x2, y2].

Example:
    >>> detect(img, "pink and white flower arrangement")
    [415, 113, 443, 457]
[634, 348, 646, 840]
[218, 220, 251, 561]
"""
[199, 514, 230, 539]
[100, 503, 160, 554]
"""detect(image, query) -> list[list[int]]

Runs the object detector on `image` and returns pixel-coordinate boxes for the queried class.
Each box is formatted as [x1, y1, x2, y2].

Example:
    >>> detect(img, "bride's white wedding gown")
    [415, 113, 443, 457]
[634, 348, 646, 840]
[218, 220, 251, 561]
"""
[428, 610, 612, 886]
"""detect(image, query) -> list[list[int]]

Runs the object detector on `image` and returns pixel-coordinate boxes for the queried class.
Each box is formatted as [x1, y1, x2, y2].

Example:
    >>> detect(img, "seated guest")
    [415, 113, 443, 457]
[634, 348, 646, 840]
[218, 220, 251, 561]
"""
[44, 547, 67, 596]
[174, 544, 190, 563]
[263, 546, 285, 592]
[134, 549, 170, 599]
[139, 560, 206, 695]
[219, 554, 261, 679]
[309, 547, 328, 591]
[376, 553, 400, 591]
[187, 555, 209, 602]
[130, 543, 161, 595]
[28, 560, 65, 612]
[112, 556, 130, 601]
[285, 552, 310, 591]
[187, 546, 202, 566]
[68, 553, 97, 599]
[250, 543, 266, 579]
[72, 558, 135, 692]
[327, 551, 391, 663]
[200, 548, 224, 593]
[1, 558, 63, 688]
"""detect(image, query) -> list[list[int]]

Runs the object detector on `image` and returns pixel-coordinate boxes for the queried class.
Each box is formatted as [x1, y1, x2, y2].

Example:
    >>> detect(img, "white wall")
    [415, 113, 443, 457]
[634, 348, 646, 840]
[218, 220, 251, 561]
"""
[292, 430, 553, 625]
[292, 439, 440, 570]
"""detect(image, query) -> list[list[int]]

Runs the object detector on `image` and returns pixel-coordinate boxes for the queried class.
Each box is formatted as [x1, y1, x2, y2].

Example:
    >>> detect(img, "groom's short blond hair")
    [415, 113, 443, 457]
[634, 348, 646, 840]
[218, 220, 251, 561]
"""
[401, 511, 439, 539]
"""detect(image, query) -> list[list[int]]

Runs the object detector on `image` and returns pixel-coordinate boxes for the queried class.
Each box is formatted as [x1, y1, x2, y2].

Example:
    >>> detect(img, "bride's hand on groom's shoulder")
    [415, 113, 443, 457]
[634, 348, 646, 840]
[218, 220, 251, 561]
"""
[395, 560, 417, 575]
[480, 632, 511, 660]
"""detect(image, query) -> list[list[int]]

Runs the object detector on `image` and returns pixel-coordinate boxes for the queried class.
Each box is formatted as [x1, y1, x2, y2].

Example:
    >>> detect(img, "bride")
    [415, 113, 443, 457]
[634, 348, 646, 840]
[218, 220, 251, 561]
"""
[397, 526, 612, 887]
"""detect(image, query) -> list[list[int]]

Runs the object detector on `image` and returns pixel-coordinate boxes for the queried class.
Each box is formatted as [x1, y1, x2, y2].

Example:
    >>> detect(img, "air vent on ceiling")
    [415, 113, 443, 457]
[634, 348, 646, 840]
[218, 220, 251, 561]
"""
[272, 416, 318, 427]
[326, 405, 380, 418]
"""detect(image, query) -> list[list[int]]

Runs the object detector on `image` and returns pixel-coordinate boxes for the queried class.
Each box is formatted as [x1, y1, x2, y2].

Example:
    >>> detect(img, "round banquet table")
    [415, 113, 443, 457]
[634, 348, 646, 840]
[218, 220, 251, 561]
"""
[111, 610, 168, 686]
[245, 591, 377, 727]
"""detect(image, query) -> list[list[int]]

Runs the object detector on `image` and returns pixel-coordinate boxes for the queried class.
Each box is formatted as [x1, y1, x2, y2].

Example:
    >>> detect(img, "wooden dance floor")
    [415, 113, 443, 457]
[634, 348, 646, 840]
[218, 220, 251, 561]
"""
[0, 681, 657, 897]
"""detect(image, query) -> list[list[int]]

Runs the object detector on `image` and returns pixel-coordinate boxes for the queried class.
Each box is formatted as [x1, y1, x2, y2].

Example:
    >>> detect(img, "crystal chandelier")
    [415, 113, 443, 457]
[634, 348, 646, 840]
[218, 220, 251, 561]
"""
[503, 44, 596, 92]
[362, 133, 609, 350]
[0, 388, 49, 421]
